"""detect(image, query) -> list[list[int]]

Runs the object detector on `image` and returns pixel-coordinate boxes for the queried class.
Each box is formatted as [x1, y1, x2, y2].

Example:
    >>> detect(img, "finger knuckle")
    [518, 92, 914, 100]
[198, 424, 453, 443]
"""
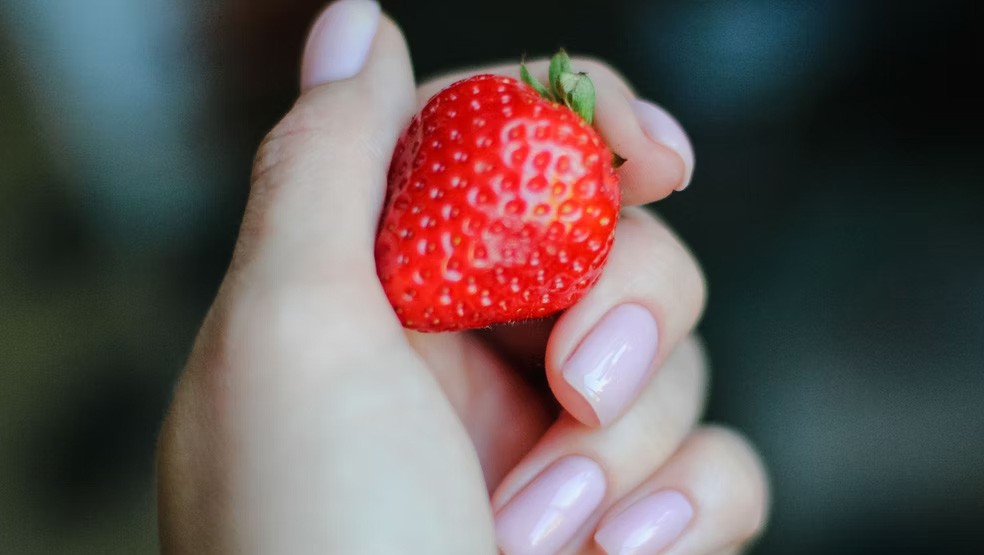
[694, 426, 771, 540]
[664, 337, 710, 422]
[621, 208, 708, 325]
[619, 339, 708, 465]
[253, 97, 384, 192]
[244, 108, 321, 248]
[252, 103, 321, 192]
[676, 335, 712, 412]
[658, 220, 708, 322]
[624, 408, 691, 471]
[243, 96, 382, 262]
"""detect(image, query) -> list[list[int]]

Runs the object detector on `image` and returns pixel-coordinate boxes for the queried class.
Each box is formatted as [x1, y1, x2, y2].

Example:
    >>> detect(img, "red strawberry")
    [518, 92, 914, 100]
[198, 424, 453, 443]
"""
[375, 51, 621, 332]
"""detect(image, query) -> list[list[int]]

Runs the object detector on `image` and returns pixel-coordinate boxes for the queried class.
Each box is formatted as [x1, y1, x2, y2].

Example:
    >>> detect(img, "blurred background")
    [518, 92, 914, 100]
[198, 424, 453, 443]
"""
[1, 0, 981, 552]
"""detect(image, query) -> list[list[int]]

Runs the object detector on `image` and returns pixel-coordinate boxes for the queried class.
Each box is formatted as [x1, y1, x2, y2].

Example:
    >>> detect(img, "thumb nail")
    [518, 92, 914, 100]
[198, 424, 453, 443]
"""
[300, 0, 381, 91]
[631, 99, 695, 191]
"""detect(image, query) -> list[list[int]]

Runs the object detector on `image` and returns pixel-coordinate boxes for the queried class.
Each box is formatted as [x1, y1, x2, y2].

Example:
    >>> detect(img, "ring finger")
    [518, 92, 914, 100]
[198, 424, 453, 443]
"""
[493, 336, 709, 555]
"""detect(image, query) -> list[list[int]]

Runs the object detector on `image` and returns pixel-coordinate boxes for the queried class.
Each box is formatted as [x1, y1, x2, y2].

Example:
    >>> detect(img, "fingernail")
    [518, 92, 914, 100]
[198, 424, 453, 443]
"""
[631, 99, 695, 190]
[495, 456, 606, 555]
[563, 304, 659, 426]
[594, 490, 693, 555]
[300, 0, 381, 90]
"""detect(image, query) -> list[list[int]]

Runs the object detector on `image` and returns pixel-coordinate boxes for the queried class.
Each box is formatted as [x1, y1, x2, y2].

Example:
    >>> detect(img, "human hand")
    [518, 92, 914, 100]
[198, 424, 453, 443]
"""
[156, 1, 769, 554]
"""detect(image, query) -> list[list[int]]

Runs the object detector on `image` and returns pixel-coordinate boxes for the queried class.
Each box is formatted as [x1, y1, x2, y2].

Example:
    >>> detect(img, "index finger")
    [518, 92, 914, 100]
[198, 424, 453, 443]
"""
[417, 56, 694, 203]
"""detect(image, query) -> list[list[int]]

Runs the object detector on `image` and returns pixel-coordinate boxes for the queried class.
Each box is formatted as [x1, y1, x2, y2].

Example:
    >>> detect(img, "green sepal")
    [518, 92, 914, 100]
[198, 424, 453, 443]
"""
[557, 71, 595, 125]
[520, 49, 600, 130]
[548, 49, 573, 99]
[520, 50, 622, 168]
[520, 59, 553, 101]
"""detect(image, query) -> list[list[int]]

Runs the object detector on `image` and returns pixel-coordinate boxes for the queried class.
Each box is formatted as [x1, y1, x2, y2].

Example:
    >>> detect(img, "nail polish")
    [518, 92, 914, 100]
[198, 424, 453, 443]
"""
[595, 490, 693, 555]
[562, 304, 659, 426]
[300, 0, 381, 90]
[495, 456, 606, 555]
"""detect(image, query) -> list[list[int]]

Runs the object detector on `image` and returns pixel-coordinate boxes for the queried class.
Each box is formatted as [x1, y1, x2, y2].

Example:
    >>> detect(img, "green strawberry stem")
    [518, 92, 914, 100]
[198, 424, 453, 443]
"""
[521, 49, 625, 169]
[521, 49, 595, 125]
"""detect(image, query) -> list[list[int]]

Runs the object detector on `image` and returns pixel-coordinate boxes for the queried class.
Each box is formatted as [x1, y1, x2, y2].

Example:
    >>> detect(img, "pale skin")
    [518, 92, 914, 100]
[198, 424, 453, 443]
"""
[157, 4, 769, 554]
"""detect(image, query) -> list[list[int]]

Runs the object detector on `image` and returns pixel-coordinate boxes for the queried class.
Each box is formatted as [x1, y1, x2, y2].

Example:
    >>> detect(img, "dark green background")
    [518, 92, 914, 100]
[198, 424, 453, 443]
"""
[1, 0, 981, 552]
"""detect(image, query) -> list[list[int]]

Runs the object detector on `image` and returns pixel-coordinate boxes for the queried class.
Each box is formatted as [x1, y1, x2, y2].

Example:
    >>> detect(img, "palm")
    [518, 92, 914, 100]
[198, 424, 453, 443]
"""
[403, 321, 557, 490]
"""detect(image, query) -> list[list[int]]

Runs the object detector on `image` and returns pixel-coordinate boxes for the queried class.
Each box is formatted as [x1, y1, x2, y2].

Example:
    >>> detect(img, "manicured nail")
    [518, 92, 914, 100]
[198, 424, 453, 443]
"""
[631, 99, 695, 190]
[595, 490, 694, 555]
[563, 304, 659, 426]
[300, 0, 381, 90]
[495, 456, 606, 555]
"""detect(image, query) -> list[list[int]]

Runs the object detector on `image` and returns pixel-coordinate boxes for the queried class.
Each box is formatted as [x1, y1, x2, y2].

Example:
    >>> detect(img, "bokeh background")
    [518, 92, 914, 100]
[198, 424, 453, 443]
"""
[1, 0, 982, 553]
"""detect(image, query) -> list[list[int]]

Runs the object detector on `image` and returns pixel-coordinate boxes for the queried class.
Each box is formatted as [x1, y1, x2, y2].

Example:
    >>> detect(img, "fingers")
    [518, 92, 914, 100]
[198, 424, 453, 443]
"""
[234, 0, 415, 292]
[547, 207, 707, 427]
[492, 337, 709, 555]
[593, 427, 770, 555]
[416, 56, 694, 203]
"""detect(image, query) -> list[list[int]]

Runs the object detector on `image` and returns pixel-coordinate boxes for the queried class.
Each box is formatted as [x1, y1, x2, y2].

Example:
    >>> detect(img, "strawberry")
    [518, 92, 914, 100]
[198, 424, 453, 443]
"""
[375, 51, 621, 332]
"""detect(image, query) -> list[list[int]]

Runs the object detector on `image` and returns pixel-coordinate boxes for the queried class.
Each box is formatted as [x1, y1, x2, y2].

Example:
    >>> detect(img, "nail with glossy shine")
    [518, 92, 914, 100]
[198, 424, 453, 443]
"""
[300, 0, 381, 90]
[631, 99, 695, 190]
[495, 456, 606, 555]
[595, 490, 694, 555]
[563, 304, 659, 426]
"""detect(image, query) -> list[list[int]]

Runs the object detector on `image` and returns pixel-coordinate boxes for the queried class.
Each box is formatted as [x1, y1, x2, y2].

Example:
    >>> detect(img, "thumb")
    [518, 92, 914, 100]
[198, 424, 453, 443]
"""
[158, 3, 497, 552]
[237, 0, 414, 287]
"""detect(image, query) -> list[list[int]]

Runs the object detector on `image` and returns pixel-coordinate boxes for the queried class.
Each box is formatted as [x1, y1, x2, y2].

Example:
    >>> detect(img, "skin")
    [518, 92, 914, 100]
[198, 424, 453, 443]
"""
[157, 9, 769, 555]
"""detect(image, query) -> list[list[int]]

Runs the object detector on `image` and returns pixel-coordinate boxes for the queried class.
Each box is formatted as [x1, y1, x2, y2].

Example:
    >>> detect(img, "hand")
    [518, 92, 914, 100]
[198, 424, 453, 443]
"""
[156, 1, 769, 554]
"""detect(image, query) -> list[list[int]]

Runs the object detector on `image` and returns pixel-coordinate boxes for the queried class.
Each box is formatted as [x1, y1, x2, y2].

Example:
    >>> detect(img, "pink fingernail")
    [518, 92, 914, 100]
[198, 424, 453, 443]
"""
[595, 490, 693, 555]
[631, 99, 695, 191]
[300, 0, 380, 90]
[495, 456, 606, 555]
[562, 304, 659, 426]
